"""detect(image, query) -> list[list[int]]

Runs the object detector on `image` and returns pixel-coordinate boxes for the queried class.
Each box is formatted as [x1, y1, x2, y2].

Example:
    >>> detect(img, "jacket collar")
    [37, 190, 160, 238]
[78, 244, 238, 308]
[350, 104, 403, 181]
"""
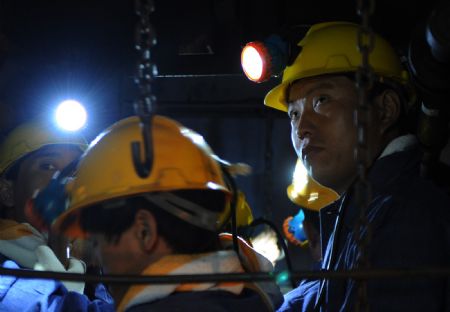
[343, 135, 421, 231]
[320, 135, 421, 234]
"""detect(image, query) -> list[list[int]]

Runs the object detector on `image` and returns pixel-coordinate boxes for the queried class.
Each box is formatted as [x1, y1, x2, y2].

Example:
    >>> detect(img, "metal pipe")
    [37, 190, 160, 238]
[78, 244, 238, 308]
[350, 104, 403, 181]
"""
[1, 267, 449, 284]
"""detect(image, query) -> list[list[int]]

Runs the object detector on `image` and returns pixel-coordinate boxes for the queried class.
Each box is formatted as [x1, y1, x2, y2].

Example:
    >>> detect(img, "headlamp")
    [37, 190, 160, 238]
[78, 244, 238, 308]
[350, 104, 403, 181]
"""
[55, 99, 87, 131]
[241, 35, 288, 83]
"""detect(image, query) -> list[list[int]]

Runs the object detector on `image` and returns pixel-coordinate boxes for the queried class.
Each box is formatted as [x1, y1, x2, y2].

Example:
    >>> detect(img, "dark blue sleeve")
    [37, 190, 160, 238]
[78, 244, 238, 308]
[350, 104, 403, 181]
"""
[277, 279, 319, 312]
[50, 283, 115, 312]
[0, 260, 64, 312]
[348, 191, 450, 312]
[0, 259, 114, 312]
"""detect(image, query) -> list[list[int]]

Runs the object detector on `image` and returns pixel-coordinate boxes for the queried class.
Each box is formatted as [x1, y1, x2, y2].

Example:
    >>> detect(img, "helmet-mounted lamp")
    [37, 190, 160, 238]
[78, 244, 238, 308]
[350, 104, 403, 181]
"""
[241, 35, 289, 83]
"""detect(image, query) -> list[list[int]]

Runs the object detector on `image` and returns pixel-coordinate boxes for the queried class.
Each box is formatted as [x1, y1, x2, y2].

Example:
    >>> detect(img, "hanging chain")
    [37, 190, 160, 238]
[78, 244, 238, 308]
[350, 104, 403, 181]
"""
[354, 0, 375, 311]
[131, 0, 158, 178]
[134, 0, 157, 116]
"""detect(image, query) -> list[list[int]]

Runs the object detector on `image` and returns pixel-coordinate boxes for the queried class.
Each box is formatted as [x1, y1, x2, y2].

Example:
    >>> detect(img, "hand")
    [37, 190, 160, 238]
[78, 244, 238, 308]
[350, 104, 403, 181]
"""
[47, 231, 70, 269]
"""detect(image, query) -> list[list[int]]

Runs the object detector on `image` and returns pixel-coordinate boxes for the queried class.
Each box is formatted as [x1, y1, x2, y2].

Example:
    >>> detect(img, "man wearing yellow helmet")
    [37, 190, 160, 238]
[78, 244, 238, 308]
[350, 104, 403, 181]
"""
[0, 120, 114, 311]
[265, 22, 450, 311]
[39, 115, 283, 312]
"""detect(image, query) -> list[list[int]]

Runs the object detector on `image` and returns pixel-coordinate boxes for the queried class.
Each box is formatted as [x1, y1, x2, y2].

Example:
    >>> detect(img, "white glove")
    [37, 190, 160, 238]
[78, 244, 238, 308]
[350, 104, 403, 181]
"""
[34, 245, 86, 294]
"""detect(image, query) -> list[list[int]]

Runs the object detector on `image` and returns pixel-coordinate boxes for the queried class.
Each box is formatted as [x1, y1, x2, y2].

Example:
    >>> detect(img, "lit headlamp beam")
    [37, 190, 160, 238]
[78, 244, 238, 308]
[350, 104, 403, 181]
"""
[55, 99, 87, 131]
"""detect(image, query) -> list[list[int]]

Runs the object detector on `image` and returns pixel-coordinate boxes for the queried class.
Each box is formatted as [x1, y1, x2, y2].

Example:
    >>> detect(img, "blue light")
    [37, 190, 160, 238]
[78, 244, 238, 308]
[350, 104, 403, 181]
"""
[55, 100, 87, 131]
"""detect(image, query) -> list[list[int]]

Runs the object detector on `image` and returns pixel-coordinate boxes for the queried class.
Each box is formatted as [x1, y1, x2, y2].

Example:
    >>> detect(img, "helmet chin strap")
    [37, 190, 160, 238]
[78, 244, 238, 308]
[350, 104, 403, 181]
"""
[143, 193, 220, 232]
[219, 165, 242, 262]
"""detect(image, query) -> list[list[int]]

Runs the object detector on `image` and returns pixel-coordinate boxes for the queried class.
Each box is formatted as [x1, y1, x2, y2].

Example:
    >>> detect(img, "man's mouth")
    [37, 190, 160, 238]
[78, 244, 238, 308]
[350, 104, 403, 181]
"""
[301, 145, 324, 161]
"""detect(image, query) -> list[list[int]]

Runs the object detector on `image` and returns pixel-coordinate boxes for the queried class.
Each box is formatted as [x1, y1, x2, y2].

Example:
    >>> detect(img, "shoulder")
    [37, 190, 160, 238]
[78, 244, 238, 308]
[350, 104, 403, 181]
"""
[0, 260, 114, 312]
[365, 173, 450, 266]
[277, 279, 319, 312]
[127, 289, 272, 312]
[379, 173, 450, 225]
[0, 265, 63, 311]
[368, 149, 450, 226]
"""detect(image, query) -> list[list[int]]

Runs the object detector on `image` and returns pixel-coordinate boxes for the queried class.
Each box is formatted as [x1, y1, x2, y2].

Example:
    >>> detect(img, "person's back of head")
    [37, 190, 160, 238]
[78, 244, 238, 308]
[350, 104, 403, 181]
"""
[79, 189, 226, 254]
[52, 115, 231, 242]
[40, 115, 249, 308]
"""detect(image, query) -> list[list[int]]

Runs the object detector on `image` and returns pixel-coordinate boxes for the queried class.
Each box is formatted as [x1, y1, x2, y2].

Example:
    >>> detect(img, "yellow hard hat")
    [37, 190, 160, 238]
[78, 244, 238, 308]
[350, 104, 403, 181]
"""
[234, 191, 254, 227]
[287, 158, 338, 211]
[218, 190, 254, 228]
[0, 121, 88, 176]
[53, 115, 232, 237]
[265, 22, 410, 112]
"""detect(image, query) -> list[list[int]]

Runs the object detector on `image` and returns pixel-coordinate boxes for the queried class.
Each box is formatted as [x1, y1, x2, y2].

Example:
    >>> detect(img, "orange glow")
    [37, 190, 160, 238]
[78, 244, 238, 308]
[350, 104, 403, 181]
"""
[241, 43, 265, 82]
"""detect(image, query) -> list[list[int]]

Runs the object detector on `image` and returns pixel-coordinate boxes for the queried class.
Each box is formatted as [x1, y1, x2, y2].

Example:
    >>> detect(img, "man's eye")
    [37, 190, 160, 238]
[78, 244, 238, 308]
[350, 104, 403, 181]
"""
[39, 163, 57, 171]
[288, 110, 299, 121]
[313, 95, 328, 109]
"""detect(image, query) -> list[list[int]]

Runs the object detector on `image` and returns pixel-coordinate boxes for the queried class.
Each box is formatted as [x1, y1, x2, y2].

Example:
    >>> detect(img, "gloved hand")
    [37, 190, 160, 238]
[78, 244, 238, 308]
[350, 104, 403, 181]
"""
[34, 245, 86, 294]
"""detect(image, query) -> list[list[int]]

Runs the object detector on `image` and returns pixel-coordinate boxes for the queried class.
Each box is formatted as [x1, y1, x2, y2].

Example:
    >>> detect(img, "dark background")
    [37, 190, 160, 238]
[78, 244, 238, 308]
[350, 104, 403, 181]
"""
[0, 0, 447, 273]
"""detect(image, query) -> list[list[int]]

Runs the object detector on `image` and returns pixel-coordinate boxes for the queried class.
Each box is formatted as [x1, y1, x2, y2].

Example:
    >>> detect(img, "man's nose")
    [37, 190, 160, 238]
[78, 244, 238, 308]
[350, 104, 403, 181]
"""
[294, 108, 315, 140]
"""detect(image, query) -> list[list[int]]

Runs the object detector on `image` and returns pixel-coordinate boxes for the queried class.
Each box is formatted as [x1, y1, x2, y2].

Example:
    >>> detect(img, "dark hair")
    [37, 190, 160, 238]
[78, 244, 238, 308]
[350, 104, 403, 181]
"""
[80, 189, 226, 253]
[342, 73, 417, 135]
[4, 156, 27, 180]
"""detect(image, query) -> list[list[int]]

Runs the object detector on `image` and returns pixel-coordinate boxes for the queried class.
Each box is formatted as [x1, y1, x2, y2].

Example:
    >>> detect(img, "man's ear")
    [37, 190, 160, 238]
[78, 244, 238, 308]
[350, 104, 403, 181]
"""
[375, 89, 402, 134]
[133, 209, 158, 253]
[0, 177, 14, 208]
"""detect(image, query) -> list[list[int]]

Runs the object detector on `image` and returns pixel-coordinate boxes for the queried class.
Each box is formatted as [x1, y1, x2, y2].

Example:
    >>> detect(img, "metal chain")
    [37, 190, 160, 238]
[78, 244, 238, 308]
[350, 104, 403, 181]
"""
[131, 0, 158, 178]
[134, 0, 157, 116]
[354, 0, 375, 311]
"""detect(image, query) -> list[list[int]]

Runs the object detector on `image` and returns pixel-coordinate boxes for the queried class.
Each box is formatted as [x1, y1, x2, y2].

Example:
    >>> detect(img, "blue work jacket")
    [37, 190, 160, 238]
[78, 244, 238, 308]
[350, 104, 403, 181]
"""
[277, 279, 319, 312]
[126, 288, 274, 312]
[317, 147, 450, 311]
[0, 256, 114, 312]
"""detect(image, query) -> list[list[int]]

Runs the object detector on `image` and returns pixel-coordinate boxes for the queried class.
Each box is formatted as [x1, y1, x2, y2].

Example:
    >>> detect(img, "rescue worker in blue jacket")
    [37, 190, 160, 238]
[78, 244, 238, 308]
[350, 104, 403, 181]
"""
[263, 22, 449, 311]
[38, 115, 283, 312]
[0, 120, 114, 311]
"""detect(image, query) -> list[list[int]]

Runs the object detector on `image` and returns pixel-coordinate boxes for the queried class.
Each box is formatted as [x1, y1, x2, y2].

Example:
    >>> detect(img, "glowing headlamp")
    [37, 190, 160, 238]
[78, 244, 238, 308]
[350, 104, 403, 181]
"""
[55, 99, 87, 131]
[241, 35, 288, 83]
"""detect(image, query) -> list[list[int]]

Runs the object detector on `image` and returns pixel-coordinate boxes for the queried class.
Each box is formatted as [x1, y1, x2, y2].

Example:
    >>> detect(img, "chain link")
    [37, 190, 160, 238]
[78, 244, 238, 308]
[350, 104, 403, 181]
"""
[131, 0, 157, 178]
[134, 0, 157, 118]
[354, 0, 375, 311]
